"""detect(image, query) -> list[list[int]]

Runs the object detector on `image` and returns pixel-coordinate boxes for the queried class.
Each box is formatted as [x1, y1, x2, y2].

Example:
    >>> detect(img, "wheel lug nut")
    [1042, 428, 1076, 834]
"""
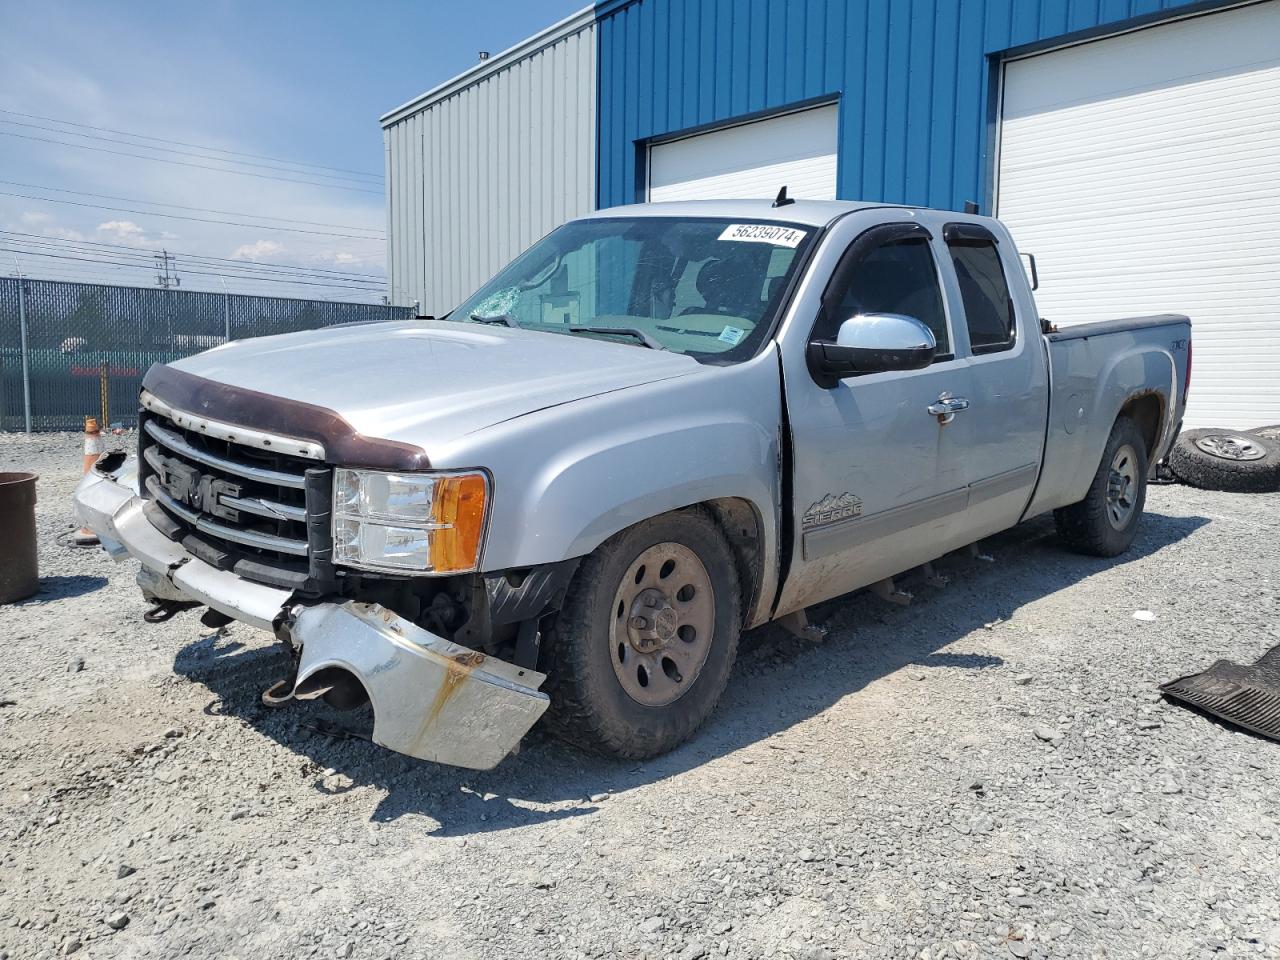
[645, 596, 659, 608]
[630, 616, 649, 630]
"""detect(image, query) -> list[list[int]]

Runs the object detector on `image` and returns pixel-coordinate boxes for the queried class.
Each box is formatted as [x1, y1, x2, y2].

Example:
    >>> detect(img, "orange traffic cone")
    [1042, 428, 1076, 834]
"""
[73, 416, 104, 546]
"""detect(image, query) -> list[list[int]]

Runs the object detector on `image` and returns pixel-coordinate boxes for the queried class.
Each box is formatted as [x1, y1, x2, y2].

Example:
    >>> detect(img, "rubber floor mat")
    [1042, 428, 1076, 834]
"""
[1161, 644, 1280, 741]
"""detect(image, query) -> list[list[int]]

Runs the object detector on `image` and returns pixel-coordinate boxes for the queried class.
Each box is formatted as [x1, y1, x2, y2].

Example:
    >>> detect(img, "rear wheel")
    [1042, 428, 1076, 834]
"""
[543, 509, 741, 759]
[1054, 416, 1149, 557]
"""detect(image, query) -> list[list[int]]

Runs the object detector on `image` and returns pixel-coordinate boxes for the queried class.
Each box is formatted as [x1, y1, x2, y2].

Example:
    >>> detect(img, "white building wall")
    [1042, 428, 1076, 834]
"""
[381, 8, 596, 316]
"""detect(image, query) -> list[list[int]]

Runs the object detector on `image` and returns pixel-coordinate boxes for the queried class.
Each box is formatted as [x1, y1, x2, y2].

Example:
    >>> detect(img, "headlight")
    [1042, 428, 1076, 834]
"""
[332, 468, 488, 574]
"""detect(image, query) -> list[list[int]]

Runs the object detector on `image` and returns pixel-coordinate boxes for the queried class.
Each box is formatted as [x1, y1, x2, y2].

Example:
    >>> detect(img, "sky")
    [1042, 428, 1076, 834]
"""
[0, 0, 584, 304]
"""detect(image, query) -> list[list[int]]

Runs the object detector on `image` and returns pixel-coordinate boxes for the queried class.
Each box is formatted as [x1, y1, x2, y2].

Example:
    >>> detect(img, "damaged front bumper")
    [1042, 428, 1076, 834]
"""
[73, 458, 550, 770]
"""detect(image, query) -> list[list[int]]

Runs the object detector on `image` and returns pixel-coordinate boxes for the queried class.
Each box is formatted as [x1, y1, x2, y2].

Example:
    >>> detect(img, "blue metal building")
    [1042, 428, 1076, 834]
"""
[594, 0, 1210, 211]
[385, 0, 1280, 427]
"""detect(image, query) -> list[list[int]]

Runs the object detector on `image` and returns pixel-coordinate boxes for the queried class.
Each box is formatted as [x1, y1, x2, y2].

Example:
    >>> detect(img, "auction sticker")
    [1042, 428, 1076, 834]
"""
[718, 223, 807, 247]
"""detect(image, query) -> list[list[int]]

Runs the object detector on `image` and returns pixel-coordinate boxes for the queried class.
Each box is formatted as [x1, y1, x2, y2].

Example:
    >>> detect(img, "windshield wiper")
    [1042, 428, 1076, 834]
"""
[564, 326, 666, 351]
[469, 313, 519, 327]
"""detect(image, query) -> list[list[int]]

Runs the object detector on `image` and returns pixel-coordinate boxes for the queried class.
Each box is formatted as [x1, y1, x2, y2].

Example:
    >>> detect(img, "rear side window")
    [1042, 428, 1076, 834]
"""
[948, 240, 1016, 354]
[823, 239, 951, 358]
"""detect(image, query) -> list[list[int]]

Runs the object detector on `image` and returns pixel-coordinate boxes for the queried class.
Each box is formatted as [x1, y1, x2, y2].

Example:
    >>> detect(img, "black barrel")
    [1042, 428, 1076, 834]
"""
[0, 472, 38, 604]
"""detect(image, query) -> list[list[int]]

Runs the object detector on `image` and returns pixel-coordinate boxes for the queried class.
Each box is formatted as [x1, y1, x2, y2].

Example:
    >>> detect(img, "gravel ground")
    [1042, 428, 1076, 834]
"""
[2, 430, 1279, 960]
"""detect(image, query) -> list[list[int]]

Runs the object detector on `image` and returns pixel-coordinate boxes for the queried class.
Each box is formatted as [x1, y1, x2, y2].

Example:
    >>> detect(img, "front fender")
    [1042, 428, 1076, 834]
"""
[434, 352, 784, 617]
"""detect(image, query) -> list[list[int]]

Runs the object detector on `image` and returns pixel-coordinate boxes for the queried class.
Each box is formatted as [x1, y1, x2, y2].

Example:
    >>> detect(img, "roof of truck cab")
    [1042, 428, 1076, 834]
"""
[581, 198, 907, 229]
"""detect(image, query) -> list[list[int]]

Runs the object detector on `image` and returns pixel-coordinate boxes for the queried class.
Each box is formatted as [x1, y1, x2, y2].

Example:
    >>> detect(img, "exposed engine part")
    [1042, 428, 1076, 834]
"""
[142, 599, 202, 623]
[200, 608, 234, 629]
[261, 679, 294, 709]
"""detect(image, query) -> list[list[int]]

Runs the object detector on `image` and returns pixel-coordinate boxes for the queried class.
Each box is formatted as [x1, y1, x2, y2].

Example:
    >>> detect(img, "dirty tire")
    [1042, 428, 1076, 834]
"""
[1249, 423, 1280, 443]
[542, 508, 741, 760]
[1054, 416, 1149, 557]
[1167, 428, 1280, 493]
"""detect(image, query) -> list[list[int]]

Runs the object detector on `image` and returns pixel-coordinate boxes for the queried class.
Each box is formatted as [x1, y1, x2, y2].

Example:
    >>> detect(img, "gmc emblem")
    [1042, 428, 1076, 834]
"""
[153, 452, 242, 522]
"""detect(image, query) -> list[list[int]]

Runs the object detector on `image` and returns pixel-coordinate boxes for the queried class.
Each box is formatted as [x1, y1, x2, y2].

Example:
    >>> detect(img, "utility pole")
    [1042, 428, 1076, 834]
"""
[12, 258, 32, 433]
[219, 275, 231, 342]
[154, 249, 181, 289]
[155, 249, 179, 348]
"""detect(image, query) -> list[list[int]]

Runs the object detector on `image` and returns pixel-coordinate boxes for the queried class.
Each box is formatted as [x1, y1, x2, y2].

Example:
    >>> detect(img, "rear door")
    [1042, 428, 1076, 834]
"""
[774, 211, 974, 616]
[934, 218, 1047, 540]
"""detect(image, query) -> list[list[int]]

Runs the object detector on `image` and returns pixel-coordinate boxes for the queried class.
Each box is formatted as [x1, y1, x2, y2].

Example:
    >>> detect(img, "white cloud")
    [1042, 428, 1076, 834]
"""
[230, 239, 285, 261]
[46, 226, 87, 241]
[20, 211, 53, 225]
[96, 220, 163, 248]
[301, 248, 382, 270]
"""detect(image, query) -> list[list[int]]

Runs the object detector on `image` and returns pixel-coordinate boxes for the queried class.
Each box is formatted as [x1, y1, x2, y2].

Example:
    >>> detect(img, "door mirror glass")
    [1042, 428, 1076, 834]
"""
[808, 313, 937, 385]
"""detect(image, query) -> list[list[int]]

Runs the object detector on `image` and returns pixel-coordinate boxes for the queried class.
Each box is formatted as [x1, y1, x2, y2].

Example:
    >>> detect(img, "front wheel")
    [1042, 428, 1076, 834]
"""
[1054, 416, 1149, 557]
[542, 508, 741, 759]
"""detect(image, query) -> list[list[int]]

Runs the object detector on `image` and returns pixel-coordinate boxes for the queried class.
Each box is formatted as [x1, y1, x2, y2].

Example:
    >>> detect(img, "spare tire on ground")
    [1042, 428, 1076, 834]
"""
[1167, 428, 1280, 493]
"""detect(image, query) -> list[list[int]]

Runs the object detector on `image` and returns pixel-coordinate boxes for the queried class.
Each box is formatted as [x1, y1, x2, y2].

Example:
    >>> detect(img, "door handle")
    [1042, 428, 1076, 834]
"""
[927, 394, 969, 425]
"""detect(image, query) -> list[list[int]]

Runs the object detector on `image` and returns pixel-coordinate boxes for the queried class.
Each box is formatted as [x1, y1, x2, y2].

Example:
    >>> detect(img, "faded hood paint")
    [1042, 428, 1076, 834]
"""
[168, 319, 701, 451]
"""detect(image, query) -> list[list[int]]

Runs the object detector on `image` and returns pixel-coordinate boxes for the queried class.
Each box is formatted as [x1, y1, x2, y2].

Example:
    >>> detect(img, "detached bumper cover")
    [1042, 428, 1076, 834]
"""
[291, 603, 549, 769]
[73, 458, 550, 769]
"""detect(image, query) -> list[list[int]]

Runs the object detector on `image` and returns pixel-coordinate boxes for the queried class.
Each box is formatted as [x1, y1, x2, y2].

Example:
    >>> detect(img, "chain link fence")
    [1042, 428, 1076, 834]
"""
[0, 277, 411, 432]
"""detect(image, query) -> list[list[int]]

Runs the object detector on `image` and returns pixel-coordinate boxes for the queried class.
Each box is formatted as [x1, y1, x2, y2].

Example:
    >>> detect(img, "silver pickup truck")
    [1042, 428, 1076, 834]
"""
[75, 199, 1191, 769]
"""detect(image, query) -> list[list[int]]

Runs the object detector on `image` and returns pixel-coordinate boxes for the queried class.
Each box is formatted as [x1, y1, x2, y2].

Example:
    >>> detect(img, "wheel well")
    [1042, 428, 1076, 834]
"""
[1119, 392, 1163, 460]
[701, 498, 765, 629]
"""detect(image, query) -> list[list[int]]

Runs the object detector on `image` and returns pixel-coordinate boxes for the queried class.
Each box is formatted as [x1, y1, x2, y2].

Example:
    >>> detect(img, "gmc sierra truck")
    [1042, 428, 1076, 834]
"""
[74, 199, 1191, 769]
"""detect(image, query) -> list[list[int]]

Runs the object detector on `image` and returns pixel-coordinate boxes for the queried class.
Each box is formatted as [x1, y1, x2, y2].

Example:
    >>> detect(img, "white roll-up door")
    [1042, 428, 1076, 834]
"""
[648, 103, 838, 203]
[997, 1, 1280, 429]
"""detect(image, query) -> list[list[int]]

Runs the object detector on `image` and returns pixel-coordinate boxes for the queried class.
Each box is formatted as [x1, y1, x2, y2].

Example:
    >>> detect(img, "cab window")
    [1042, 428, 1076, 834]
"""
[948, 238, 1017, 353]
[820, 237, 951, 359]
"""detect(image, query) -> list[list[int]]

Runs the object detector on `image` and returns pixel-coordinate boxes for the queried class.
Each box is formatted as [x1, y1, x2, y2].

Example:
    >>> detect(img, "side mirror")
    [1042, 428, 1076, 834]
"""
[807, 313, 937, 386]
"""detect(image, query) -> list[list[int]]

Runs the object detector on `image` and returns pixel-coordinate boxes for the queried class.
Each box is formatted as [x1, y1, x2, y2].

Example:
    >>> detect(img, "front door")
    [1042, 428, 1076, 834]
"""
[775, 213, 974, 616]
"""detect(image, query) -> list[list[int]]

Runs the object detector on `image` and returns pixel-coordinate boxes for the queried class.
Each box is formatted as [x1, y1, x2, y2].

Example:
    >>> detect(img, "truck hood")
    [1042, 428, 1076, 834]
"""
[168, 319, 701, 450]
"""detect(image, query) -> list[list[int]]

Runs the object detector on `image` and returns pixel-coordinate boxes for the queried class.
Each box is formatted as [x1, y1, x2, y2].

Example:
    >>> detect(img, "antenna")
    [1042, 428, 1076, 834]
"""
[772, 186, 795, 208]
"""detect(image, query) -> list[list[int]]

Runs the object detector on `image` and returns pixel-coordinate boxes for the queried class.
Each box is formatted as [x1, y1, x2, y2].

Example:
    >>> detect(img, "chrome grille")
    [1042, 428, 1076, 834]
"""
[139, 410, 328, 590]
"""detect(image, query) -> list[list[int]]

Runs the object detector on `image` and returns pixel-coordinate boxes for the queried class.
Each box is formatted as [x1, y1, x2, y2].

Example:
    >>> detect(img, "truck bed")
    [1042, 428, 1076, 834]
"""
[1023, 313, 1191, 520]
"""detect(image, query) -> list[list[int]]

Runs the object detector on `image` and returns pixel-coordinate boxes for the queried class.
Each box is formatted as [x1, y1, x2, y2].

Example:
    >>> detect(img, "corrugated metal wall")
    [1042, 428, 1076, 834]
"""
[382, 11, 597, 316]
[595, 0, 1209, 211]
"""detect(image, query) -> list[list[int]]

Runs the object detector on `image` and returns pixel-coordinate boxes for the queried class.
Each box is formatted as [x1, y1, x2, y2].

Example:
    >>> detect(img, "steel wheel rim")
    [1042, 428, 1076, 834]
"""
[609, 541, 715, 707]
[1106, 443, 1139, 530]
[1194, 434, 1266, 461]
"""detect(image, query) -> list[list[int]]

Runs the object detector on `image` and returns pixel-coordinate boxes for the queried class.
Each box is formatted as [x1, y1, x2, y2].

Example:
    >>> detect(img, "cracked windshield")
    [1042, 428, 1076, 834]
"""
[453, 217, 814, 360]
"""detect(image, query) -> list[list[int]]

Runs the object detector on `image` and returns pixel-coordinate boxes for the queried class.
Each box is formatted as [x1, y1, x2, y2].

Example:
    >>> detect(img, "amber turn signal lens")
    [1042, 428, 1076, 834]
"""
[429, 472, 488, 573]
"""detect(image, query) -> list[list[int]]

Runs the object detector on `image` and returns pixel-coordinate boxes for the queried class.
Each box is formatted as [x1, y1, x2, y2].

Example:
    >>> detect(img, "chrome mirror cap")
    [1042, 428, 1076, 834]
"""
[836, 313, 937, 353]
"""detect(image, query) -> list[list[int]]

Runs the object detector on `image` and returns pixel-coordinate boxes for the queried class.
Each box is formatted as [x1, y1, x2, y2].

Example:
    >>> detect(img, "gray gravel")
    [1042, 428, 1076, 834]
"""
[2, 431, 1279, 960]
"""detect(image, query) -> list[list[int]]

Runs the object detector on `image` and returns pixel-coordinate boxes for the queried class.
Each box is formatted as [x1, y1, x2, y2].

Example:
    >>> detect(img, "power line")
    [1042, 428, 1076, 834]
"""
[0, 131, 384, 195]
[4, 252, 392, 300]
[0, 107, 383, 180]
[0, 180, 383, 233]
[4, 264, 392, 303]
[4, 237, 386, 286]
[0, 232, 385, 281]
[0, 190, 386, 240]
[0, 118, 381, 186]
[0, 247, 387, 291]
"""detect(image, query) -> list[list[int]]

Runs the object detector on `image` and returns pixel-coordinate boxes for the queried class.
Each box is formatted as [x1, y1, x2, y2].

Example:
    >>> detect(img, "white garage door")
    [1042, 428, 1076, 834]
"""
[997, 1, 1280, 429]
[648, 103, 838, 203]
